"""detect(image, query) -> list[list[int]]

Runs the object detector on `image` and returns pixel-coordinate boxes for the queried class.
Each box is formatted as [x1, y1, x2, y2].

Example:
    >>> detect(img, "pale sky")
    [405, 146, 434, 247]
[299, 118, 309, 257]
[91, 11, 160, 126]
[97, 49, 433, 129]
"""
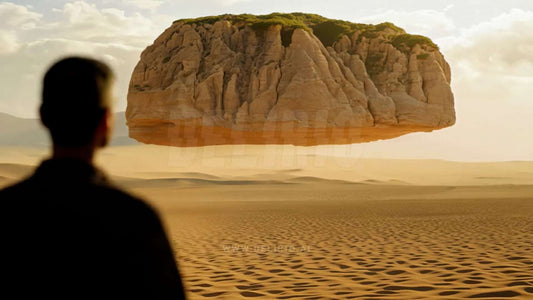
[0, 0, 532, 161]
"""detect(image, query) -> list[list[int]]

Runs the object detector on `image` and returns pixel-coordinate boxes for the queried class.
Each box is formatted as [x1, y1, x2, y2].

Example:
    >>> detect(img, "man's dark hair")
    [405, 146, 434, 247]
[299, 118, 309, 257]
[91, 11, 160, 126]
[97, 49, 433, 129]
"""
[40, 56, 113, 147]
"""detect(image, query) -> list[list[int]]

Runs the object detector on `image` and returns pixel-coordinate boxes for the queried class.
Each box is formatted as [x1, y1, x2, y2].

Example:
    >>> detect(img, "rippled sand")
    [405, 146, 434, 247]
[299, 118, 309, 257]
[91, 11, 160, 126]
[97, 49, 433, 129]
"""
[138, 183, 533, 299]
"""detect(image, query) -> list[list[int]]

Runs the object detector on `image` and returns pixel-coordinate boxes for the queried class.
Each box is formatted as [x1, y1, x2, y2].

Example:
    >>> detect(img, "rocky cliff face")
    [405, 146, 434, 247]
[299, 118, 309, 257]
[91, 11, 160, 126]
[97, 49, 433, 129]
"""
[126, 14, 455, 146]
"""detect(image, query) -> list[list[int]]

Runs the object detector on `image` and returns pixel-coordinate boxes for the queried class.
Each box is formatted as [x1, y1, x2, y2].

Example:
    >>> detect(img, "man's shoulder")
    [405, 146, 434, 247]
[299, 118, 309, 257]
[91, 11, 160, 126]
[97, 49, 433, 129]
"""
[0, 177, 35, 197]
[95, 183, 158, 215]
[1, 173, 159, 222]
[91, 184, 165, 233]
[93, 182, 143, 202]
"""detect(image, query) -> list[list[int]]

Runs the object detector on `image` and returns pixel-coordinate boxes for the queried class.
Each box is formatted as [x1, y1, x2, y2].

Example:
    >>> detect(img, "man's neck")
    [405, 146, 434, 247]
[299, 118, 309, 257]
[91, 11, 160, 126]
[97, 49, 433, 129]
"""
[52, 145, 96, 164]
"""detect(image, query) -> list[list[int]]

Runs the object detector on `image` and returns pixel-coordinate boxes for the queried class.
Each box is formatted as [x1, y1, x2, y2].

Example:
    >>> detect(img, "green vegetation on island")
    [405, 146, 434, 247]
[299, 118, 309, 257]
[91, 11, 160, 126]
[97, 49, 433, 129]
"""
[175, 13, 438, 51]
[392, 34, 439, 53]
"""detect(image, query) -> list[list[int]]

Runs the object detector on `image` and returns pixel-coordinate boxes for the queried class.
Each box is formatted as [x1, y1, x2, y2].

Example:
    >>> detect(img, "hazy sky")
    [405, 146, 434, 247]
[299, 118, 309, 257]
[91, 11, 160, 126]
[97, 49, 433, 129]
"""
[0, 0, 532, 161]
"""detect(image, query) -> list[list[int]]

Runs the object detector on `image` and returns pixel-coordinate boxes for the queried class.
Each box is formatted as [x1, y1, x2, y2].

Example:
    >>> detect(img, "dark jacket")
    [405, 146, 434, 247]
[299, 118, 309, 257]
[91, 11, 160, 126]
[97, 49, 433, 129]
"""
[0, 158, 186, 299]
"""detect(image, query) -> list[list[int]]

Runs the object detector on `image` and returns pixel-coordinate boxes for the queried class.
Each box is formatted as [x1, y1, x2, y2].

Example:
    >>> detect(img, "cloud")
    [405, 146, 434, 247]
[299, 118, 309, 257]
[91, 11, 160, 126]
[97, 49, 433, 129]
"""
[0, 2, 42, 28]
[120, 0, 164, 10]
[441, 9, 533, 121]
[42, 1, 169, 47]
[0, 31, 18, 54]
[0, 38, 137, 115]
[213, 0, 253, 6]
[0, 2, 43, 54]
[0, 1, 172, 117]
[447, 9, 533, 78]
[431, 9, 533, 160]
[358, 9, 457, 39]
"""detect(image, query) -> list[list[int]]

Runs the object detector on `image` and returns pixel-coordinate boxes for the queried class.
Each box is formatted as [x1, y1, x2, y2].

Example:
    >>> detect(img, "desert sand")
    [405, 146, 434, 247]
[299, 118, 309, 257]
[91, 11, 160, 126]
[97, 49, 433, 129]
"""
[1, 144, 532, 299]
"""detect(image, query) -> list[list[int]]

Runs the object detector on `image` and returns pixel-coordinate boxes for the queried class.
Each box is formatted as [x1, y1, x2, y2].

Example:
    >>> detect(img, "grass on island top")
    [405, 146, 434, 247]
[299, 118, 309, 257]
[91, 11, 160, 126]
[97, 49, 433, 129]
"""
[175, 12, 438, 51]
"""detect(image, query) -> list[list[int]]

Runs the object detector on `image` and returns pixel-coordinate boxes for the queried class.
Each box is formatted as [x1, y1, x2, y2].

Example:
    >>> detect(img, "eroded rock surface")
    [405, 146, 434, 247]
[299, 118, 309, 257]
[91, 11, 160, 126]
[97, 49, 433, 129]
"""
[126, 14, 455, 146]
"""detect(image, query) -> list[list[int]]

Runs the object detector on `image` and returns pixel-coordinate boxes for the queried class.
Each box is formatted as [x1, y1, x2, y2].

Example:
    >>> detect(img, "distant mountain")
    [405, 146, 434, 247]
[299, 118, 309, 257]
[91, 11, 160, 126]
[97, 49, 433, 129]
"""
[110, 112, 142, 146]
[0, 112, 139, 147]
[0, 112, 48, 147]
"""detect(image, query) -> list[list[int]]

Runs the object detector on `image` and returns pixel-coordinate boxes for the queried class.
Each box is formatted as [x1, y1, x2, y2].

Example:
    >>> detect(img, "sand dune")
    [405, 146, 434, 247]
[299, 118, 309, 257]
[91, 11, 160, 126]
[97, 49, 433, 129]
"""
[96, 145, 533, 186]
[138, 183, 533, 299]
[0, 163, 35, 186]
[3, 144, 532, 186]
[1, 145, 532, 299]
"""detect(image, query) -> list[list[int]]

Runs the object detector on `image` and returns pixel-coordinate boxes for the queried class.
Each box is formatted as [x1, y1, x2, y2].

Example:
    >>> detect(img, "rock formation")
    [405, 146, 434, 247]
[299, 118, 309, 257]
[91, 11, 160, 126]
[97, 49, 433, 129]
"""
[126, 13, 455, 146]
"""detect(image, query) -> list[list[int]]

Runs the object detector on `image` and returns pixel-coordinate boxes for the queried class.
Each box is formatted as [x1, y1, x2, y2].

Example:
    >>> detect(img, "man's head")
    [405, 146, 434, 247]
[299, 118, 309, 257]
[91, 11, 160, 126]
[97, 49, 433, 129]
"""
[40, 57, 114, 148]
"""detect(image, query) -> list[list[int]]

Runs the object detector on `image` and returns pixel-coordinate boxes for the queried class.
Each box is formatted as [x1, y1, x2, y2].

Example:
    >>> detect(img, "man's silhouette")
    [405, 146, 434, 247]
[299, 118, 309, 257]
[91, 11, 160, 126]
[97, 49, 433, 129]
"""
[0, 57, 186, 299]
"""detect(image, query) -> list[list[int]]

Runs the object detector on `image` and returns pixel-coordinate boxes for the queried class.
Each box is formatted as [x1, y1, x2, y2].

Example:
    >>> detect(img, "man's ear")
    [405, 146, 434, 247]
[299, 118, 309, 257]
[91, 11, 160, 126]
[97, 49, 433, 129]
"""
[99, 108, 113, 127]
